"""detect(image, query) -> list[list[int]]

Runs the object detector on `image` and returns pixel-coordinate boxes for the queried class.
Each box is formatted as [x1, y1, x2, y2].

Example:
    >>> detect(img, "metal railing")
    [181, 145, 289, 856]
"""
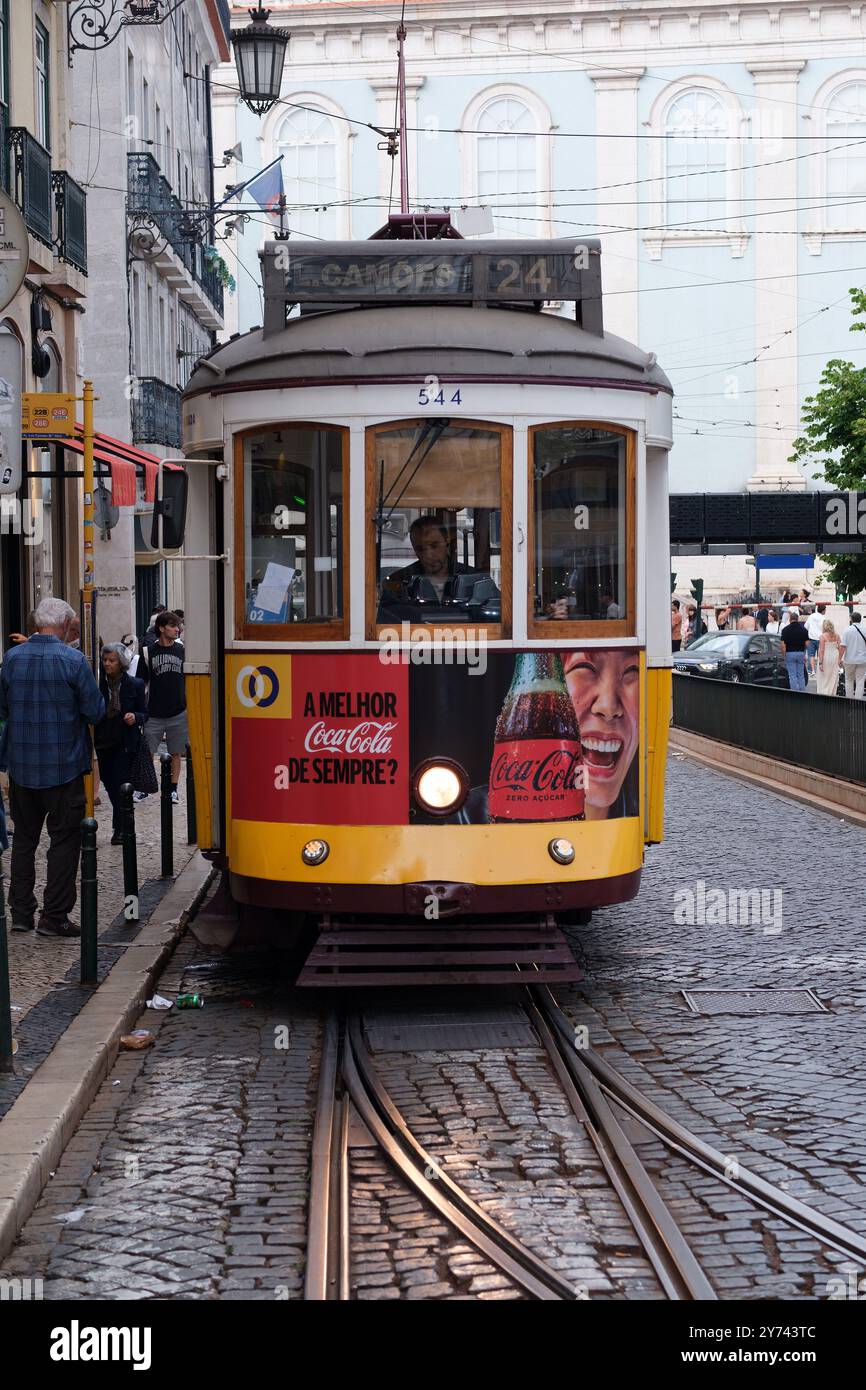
[0, 105, 8, 195]
[8, 127, 52, 246]
[132, 377, 182, 449]
[672, 672, 866, 785]
[127, 152, 223, 316]
[52, 171, 88, 273]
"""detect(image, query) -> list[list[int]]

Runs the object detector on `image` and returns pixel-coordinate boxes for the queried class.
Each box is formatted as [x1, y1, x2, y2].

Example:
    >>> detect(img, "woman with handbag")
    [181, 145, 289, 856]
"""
[95, 643, 148, 845]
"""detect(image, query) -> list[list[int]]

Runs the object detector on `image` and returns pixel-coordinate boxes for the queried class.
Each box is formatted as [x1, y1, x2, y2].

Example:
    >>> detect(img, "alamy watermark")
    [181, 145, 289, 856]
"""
[674, 880, 783, 935]
[379, 622, 487, 676]
[0, 496, 42, 546]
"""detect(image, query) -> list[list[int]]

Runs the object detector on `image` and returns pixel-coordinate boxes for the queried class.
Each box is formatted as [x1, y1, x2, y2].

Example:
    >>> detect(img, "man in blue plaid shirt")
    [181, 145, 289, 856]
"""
[0, 597, 104, 937]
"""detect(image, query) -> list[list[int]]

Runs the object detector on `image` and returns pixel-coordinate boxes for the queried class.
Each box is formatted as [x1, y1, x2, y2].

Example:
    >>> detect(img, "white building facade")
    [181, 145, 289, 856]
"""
[215, 0, 866, 601]
[70, 0, 229, 641]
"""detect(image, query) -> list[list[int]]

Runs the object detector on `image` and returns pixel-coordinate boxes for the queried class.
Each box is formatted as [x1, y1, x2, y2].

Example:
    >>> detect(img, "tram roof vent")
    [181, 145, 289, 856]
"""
[260, 238, 603, 337]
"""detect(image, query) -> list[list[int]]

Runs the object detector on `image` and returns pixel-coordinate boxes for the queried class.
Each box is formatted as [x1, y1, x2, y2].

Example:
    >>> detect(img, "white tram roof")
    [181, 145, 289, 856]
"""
[185, 305, 672, 399]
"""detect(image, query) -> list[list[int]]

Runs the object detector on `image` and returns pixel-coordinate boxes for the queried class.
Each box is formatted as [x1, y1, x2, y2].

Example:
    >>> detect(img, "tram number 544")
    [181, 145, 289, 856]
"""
[418, 376, 462, 407]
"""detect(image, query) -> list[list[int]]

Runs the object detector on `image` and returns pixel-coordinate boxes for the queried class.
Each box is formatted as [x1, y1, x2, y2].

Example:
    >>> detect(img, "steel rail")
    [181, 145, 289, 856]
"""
[537, 987, 866, 1267]
[304, 1014, 349, 1301]
[525, 996, 717, 1301]
[343, 1012, 578, 1300]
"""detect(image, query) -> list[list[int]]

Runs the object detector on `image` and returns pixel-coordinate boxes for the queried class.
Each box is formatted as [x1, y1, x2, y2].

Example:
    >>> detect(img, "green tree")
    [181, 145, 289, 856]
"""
[790, 286, 866, 596]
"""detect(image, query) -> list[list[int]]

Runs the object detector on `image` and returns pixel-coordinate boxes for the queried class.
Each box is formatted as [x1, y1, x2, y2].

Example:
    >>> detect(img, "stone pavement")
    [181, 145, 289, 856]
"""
[3, 783, 196, 1034]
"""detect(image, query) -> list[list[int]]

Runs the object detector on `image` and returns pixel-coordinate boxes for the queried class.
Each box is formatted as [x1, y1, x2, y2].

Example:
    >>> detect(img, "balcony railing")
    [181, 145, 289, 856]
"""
[127, 152, 223, 316]
[9, 127, 52, 246]
[0, 105, 9, 196]
[52, 172, 88, 274]
[132, 378, 182, 449]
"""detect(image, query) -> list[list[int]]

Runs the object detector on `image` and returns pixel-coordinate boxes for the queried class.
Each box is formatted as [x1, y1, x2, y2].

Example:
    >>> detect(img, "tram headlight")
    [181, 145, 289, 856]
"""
[412, 759, 468, 816]
[548, 838, 575, 866]
[302, 839, 330, 866]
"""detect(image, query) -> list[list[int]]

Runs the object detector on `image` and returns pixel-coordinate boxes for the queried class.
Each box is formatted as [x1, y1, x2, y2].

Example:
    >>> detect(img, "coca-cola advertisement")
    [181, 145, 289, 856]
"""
[409, 649, 640, 825]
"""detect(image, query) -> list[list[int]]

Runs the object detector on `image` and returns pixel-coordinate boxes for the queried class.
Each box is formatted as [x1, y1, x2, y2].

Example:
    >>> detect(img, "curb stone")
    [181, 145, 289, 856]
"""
[0, 852, 215, 1262]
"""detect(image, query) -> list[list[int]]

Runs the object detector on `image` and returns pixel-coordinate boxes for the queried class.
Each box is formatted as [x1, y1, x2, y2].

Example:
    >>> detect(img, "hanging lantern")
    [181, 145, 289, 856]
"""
[232, 5, 290, 117]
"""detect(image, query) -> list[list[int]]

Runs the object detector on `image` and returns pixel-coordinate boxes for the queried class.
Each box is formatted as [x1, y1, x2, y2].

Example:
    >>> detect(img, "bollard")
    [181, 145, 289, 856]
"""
[80, 818, 98, 987]
[185, 745, 197, 846]
[0, 855, 14, 1071]
[160, 754, 173, 879]
[120, 783, 139, 923]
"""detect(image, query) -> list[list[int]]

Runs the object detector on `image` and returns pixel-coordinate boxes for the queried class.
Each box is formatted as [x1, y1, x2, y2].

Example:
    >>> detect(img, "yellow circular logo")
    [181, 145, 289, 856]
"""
[236, 665, 279, 709]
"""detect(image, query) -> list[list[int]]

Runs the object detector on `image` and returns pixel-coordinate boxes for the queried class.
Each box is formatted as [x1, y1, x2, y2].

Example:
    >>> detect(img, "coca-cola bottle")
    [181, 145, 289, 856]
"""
[488, 653, 585, 822]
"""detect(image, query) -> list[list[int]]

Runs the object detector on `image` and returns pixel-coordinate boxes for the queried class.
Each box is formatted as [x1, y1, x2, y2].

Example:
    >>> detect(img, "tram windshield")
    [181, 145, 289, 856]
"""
[242, 427, 345, 629]
[371, 422, 505, 626]
[531, 426, 628, 627]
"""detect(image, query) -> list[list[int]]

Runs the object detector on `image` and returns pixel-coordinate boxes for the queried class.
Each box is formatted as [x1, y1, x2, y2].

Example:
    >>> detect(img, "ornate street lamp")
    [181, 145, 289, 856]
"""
[68, 1, 173, 62]
[232, 6, 290, 116]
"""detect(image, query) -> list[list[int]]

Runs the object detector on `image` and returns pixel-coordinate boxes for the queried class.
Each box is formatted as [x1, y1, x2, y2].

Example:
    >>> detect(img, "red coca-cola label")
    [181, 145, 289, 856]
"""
[488, 738, 585, 821]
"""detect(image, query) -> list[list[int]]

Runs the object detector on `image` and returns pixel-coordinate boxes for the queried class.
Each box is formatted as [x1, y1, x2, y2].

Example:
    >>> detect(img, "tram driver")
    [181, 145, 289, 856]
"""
[377, 516, 501, 622]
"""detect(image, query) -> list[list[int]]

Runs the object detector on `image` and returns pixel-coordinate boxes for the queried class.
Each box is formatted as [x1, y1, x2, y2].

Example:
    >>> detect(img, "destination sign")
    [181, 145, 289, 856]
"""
[269, 245, 592, 304]
[261, 239, 603, 335]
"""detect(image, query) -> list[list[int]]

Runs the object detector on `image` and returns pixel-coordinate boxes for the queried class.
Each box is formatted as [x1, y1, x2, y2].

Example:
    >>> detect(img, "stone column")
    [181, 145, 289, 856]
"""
[589, 68, 645, 344]
[745, 61, 807, 491]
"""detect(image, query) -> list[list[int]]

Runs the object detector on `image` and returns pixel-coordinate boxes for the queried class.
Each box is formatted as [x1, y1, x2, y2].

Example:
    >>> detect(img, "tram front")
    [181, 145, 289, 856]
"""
[180, 231, 674, 985]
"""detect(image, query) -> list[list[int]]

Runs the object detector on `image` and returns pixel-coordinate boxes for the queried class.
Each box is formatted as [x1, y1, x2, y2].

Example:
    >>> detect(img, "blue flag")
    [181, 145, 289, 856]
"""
[243, 157, 284, 226]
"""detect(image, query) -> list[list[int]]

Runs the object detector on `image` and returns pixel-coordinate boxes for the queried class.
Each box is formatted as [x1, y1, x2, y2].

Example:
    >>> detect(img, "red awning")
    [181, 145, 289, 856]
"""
[64, 429, 184, 506]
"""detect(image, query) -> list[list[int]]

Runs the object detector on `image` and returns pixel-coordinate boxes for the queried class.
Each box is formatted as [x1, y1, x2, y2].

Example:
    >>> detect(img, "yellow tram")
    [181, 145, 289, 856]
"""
[178, 220, 673, 984]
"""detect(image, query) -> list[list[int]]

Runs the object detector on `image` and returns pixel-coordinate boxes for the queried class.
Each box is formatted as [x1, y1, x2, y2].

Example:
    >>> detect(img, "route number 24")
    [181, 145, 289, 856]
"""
[418, 386, 462, 406]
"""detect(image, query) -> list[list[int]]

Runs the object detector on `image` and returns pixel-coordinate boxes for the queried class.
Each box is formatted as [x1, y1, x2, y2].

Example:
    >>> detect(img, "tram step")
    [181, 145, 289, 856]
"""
[296, 917, 582, 987]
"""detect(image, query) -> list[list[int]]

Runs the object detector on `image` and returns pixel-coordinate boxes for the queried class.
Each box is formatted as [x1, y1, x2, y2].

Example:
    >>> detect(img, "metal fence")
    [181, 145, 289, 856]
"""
[672, 673, 866, 785]
[52, 171, 88, 273]
[127, 152, 223, 317]
[132, 378, 182, 449]
[9, 127, 53, 246]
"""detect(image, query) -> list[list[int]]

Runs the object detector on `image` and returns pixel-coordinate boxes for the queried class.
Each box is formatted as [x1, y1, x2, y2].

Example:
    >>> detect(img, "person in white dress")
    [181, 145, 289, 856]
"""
[817, 619, 842, 697]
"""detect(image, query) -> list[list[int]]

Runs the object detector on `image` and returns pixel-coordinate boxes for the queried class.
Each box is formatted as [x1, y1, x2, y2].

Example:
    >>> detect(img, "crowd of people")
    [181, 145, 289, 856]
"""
[0, 600, 187, 940]
[672, 587, 866, 697]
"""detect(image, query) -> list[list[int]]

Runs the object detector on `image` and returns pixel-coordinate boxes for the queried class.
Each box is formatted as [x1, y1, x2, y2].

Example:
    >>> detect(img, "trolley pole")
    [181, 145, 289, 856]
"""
[82, 379, 96, 818]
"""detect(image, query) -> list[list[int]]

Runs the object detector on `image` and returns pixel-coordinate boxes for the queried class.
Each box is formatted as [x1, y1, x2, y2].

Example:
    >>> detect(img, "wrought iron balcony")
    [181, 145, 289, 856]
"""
[127, 152, 223, 316]
[132, 377, 182, 449]
[0, 105, 9, 196]
[52, 172, 88, 274]
[8, 127, 53, 246]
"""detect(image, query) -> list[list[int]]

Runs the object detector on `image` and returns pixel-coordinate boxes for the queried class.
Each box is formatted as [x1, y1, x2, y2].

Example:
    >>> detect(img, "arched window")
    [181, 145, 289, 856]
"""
[475, 96, 537, 235]
[276, 107, 339, 241]
[644, 78, 746, 259]
[825, 82, 866, 230]
[664, 89, 728, 226]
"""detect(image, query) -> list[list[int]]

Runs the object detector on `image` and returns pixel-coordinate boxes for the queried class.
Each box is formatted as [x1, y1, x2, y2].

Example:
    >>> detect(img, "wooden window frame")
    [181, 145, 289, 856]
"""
[233, 423, 350, 642]
[527, 421, 636, 641]
[365, 418, 513, 641]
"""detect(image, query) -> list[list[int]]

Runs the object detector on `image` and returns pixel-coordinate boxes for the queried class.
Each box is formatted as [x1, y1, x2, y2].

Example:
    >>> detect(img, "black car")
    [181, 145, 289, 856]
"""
[673, 632, 789, 686]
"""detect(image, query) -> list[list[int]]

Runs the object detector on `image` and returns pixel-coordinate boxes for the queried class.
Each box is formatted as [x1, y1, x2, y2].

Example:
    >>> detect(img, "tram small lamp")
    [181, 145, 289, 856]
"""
[413, 760, 468, 816]
[302, 839, 329, 867]
[548, 838, 575, 866]
[232, 5, 290, 117]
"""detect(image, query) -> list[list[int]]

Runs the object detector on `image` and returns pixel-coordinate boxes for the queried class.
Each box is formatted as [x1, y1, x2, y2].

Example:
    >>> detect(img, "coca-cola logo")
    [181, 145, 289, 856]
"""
[303, 719, 397, 755]
[490, 746, 583, 794]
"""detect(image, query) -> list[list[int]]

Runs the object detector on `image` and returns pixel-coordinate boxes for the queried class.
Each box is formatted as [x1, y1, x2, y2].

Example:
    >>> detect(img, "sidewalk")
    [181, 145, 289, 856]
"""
[0, 782, 215, 1259]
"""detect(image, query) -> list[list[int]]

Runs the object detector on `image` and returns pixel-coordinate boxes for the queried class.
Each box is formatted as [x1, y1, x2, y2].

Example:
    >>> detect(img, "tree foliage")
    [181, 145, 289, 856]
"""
[790, 287, 866, 597]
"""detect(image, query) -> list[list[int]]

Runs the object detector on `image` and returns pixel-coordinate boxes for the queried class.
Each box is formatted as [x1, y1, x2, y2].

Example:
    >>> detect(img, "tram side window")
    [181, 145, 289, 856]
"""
[532, 426, 628, 625]
[243, 427, 344, 628]
[372, 423, 504, 625]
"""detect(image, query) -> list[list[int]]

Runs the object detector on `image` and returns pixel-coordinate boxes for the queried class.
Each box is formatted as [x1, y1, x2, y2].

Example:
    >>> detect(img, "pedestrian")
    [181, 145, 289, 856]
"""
[737, 606, 757, 632]
[805, 603, 827, 677]
[8, 610, 37, 646]
[715, 606, 731, 631]
[0, 597, 104, 937]
[756, 606, 769, 631]
[841, 612, 866, 698]
[817, 619, 842, 697]
[780, 610, 809, 692]
[94, 643, 148, 845]
[137, 611, 186, 804]
[120, 632, 140, 678]
[798, 587, 811, 608]
[684, 604, 707, 646]
[765, 607, 781, 635]
[671, 599, 683, 652]
[142, 605, 167, 647]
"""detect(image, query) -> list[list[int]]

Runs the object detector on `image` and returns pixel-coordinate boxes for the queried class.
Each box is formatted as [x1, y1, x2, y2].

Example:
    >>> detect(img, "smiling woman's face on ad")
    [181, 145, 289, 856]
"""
[564, 650, 640, 818]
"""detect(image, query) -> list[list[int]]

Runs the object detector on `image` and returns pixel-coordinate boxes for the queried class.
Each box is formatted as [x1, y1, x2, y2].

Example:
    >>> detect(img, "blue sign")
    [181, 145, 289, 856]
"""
[755, 554, 815, 570]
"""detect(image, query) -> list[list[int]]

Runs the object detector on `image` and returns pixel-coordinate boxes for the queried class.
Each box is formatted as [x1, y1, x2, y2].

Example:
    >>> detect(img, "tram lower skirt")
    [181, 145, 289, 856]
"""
[296, 914, 582, 987]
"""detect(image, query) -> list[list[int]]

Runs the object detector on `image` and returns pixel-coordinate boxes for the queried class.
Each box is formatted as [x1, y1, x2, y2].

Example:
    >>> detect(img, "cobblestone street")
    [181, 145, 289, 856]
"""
[1, 752, 865, 1301]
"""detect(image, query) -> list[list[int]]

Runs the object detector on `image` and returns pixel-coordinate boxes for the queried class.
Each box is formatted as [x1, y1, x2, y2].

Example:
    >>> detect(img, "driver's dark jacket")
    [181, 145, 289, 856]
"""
[378, 561, 495, 609]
